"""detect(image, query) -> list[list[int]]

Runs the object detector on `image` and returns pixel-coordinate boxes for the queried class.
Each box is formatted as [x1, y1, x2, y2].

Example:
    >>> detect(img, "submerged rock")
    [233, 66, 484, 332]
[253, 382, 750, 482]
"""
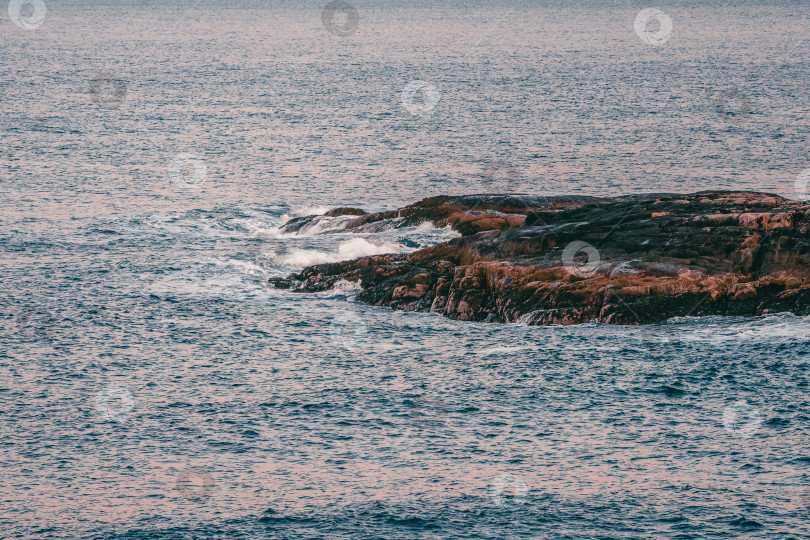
[269, 191, 810, 325]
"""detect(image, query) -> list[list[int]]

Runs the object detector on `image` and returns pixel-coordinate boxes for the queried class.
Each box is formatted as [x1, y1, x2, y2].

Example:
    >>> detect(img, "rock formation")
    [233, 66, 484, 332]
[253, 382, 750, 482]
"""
[269, 192, 810, 325]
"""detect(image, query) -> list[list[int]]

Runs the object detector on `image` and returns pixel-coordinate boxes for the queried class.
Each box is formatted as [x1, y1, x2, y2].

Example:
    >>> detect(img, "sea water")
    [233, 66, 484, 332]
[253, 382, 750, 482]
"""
[2, 2, 809, 538]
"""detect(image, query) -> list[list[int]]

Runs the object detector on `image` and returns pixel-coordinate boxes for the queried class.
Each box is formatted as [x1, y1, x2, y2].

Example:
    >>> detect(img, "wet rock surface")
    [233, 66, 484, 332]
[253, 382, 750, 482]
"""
[269, 192, 810, 325]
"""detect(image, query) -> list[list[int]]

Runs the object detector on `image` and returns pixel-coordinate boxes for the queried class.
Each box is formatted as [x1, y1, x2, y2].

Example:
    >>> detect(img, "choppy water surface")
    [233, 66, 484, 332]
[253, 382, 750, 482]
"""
[2, 2, 810, 539]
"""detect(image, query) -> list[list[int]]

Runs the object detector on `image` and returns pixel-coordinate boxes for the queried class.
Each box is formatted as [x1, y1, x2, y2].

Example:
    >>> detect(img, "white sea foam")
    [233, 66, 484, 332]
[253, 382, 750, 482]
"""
[634, 313, 810, 345]
[290, 205, 331, 218]
[278, 205, 331, 228]
[274, 237, 406, 267]
[688, 314, 810, 344]
[323, 279, 363, 297]
[147, 274, 256, 299]
[292, 215, 358, 236]
[413, 221, 439, 233]
[229, 217, 285, 237]
[209, 257, 268, 276]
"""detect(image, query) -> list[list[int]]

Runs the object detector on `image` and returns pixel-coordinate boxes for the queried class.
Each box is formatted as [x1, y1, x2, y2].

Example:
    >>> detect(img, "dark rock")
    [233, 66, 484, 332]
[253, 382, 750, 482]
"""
[269, 191, 810, 325]
[279, 194, 599, 236]
[324, 207, 367, 217]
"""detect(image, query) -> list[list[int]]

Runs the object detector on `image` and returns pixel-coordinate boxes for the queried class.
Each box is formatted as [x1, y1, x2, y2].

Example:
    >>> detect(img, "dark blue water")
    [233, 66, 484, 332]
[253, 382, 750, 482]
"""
[2, 3, 810, 539]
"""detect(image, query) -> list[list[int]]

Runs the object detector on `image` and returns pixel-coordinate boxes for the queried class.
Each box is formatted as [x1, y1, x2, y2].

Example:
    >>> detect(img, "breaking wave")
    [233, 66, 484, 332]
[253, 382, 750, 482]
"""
[273, 237, 408, 267]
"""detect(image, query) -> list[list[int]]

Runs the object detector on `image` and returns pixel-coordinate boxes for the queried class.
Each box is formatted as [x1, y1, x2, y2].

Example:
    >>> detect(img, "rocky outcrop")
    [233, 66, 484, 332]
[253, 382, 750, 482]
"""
[269, 192, 810, 325]
[278, 195, 599, 236]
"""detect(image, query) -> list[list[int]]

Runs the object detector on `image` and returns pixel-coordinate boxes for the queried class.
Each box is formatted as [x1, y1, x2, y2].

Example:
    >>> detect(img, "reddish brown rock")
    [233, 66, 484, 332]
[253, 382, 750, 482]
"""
[269, 191, 810, 325]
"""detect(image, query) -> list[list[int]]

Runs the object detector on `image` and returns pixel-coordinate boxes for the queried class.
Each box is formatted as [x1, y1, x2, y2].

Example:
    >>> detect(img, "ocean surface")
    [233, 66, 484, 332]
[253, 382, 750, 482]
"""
[2, 2, 810, 538]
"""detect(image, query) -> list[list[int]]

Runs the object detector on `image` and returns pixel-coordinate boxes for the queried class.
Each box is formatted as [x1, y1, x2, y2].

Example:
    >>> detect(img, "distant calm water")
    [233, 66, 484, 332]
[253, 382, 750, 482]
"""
[2, 2, 809, 538]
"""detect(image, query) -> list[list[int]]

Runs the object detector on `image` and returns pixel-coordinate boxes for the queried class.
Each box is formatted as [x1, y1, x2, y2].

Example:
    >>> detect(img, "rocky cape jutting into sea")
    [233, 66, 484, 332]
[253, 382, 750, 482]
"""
[269, 192, 810, 325]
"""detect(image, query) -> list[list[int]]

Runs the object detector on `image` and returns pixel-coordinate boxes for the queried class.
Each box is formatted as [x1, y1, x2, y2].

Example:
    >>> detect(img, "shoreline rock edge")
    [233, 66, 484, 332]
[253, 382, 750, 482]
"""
[269, 191, 810, 325]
